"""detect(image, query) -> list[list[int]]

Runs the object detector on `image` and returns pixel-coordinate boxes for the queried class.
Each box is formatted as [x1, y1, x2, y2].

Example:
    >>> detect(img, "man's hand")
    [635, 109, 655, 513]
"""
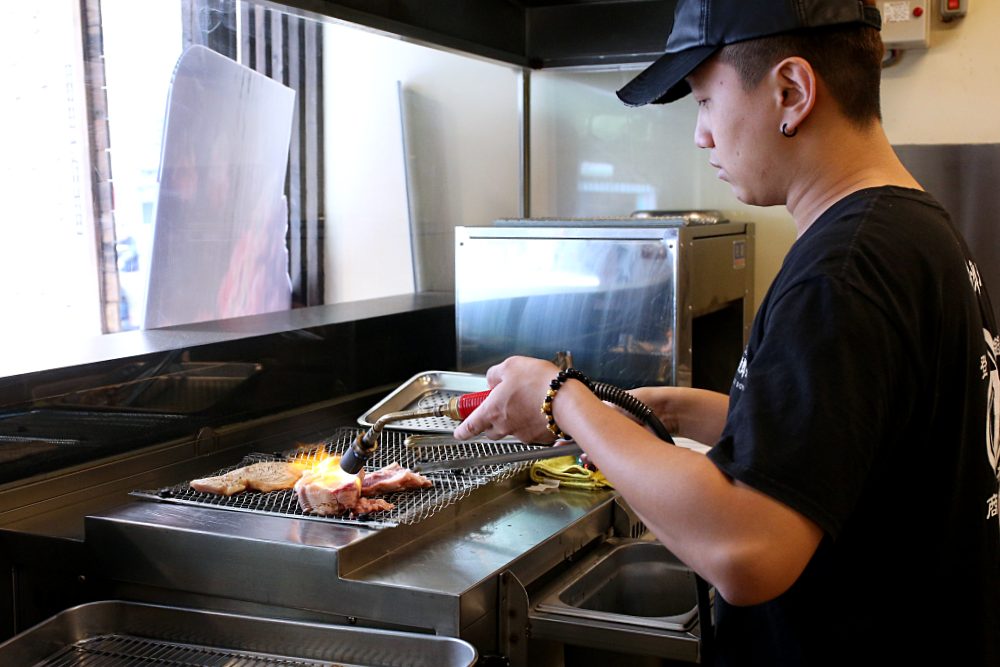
[453, 356, 560, 443]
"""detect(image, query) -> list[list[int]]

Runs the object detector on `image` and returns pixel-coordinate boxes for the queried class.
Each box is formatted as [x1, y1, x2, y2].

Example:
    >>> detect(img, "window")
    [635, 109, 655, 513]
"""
[1, 0, 520, 371]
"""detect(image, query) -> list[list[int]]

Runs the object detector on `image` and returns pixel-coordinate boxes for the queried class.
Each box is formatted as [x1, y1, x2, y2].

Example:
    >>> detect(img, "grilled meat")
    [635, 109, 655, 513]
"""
[189, 456, 429, 518]
[352, 496, 396, 513]
[361, 462, 432, 496]
[294, 461, 431, 516]
[294, 466, 370, 515]
[190, 461, 302, 496]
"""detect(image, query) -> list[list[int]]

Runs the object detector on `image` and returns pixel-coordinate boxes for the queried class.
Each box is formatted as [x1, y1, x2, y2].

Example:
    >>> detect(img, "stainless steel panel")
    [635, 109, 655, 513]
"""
[456, 221, 754, 392]
[456, 225, 681, 387]
[0, 600, 477, 666]
[689, 235, 750, 317]
[86, 482, 619, 639]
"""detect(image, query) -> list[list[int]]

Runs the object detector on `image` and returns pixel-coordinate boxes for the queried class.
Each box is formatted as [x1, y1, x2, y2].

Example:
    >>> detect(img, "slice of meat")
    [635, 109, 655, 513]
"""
[294, 467, 364, 516]
[190, 461, 302, 496]
[361, 462, 433, 496]
[352, 497, 395, 514]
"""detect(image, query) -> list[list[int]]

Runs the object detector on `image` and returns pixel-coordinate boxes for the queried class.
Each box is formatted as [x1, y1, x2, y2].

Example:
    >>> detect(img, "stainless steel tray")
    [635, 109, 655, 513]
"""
[0, 600, 477, 667]
[358, 371, 489, 433]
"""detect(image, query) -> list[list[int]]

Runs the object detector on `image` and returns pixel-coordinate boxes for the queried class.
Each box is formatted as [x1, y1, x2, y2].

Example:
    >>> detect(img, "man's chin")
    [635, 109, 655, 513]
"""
[731, 186, 781, 208]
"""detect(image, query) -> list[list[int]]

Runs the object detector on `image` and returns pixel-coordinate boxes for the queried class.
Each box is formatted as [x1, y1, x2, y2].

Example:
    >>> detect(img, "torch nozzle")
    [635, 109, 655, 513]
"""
[338, 390, 492, 474]
[339, 428, 376, 475]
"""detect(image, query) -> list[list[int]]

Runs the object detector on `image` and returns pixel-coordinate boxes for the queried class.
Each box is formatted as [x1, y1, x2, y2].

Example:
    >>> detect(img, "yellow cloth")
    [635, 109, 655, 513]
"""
[529, 455, 614, 490]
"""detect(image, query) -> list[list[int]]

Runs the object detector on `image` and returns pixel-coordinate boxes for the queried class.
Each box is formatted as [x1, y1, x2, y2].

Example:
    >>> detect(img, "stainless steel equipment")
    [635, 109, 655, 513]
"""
[529, 536, 705, 660]
[2, 368, 709, 666]
[77, 376, 710, 665]
[0, 600, 477, 666]
[455, 217, 755, 392]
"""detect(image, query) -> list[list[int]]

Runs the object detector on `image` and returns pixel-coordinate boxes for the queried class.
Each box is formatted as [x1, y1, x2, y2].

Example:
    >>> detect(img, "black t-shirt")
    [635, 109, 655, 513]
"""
[706, 187, 999, 666]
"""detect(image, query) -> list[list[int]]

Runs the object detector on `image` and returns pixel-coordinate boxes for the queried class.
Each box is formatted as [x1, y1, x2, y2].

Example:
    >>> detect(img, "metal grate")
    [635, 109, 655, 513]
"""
[391, 388, 467, 432]
[133, 427, 544, 529]
[36, 633, 346, 667]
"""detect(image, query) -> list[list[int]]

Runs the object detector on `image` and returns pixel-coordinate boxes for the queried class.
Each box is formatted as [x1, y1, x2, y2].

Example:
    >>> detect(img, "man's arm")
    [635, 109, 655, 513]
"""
[562, 379, 823, 605]
[629, 385, 730, 446]
[455, 356, 824, 606]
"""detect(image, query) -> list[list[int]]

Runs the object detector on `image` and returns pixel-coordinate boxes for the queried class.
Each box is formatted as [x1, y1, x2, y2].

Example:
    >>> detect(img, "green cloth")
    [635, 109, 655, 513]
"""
[529, 455, 614, 490]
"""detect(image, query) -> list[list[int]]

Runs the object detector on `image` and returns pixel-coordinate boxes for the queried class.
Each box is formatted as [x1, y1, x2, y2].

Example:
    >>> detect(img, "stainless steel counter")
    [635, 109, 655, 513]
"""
[0, 388, 706, 664]
[85, 478, 618, 641]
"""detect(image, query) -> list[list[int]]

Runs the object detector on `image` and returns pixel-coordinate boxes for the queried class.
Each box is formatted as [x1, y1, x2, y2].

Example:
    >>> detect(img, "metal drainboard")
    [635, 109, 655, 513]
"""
[37, 633, 348, 666]
[133, 426, 544, 529]
[399, 389, 467, 431]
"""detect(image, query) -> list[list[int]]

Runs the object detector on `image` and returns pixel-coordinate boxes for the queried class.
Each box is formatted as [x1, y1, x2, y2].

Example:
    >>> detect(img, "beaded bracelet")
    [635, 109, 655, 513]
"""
[540, 368, 592, 440]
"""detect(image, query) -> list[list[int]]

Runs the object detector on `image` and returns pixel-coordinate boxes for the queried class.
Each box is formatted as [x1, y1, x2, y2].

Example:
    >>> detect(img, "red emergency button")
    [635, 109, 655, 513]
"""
[913, 6, 923, 17]
[947, 0, 960, 8]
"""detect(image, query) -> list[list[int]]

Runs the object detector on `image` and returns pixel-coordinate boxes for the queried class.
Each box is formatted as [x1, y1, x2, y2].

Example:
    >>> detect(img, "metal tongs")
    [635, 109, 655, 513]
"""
[410, 351, 583, 473]
[408, 436, 583, 473]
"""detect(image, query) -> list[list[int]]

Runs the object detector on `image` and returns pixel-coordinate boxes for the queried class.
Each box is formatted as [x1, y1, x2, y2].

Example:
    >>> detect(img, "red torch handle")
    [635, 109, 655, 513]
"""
[454, 390, 491, 420]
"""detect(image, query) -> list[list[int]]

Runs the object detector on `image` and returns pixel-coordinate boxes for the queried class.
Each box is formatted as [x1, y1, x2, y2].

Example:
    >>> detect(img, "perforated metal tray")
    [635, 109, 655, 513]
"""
[0, 600, 476, 667]
[357, 371, 489, 433]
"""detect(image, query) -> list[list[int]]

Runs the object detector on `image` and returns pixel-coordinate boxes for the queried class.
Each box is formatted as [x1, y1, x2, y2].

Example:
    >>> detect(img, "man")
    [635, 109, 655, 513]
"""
[454, 0, 999, 664]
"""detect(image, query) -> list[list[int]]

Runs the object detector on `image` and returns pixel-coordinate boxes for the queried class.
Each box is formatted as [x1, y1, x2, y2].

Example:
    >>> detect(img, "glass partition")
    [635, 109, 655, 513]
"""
[1, 0, 520, 359]
[0, 0, 520, 482]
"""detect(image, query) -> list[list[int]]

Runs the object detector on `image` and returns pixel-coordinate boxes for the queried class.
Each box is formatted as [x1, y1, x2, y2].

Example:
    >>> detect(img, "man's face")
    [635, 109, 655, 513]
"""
[686, 57, 785, 207]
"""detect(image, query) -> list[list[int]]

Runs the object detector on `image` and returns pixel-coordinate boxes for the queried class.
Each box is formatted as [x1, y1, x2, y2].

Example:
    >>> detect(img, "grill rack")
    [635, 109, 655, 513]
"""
[38, 633, 335, 667]
[133, 426, 545, 529]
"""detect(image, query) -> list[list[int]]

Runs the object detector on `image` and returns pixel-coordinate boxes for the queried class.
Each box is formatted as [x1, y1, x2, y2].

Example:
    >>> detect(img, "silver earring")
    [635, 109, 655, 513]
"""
[780, 123, 798, 138]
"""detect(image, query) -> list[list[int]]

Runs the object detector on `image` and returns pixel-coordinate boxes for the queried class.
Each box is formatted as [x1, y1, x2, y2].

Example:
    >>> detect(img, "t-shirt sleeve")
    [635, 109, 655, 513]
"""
[707, 274, 914, 539]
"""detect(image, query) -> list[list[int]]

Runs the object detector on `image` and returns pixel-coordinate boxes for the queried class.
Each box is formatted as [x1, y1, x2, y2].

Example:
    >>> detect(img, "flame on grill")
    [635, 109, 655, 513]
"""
[288, 447, 361, 491]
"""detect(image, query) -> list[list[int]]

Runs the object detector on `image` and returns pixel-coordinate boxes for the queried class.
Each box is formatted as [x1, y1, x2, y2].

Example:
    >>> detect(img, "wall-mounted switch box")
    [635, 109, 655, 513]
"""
[940, 0, 967, 22]
[877, 0, 931, 49]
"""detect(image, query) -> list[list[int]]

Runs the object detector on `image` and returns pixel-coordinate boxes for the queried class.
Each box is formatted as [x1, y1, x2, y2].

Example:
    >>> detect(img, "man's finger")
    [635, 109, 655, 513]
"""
[453, 420, 477, 440]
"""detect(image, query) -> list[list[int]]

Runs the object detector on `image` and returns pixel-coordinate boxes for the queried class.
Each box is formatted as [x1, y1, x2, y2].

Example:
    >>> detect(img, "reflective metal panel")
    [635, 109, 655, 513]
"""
[457, 221, 754, 391]
[456, 225, 679, 387]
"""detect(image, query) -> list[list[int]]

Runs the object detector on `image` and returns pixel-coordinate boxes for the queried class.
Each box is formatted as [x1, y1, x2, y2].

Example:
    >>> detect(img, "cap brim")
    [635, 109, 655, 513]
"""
[616, 45, 719, 107]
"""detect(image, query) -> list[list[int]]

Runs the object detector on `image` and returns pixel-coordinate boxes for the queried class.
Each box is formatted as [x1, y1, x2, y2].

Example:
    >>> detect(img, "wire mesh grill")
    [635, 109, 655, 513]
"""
[36, 633, 342, 667]
[133, 427, 544, 529]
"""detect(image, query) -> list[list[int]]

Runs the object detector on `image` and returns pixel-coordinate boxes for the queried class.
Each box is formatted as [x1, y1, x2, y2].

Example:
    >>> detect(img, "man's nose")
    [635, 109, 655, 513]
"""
[694, 122, 713, 149]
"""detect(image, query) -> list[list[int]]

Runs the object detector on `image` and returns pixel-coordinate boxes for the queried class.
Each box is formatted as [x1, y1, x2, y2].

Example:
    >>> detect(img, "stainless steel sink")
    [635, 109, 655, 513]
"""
[536, 539, 699, 631]
[528, 538, 706, 662]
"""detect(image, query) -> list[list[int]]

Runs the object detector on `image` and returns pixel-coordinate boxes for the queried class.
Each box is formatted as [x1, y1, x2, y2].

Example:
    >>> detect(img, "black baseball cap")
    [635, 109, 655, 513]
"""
[617, 0, 882, 106]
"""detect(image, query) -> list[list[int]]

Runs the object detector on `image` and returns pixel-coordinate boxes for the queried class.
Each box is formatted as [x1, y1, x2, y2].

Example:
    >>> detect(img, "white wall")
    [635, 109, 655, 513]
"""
[881, 1, 1000, 145]
[322, 25, 521, 303]
[530, 5, 997, 306]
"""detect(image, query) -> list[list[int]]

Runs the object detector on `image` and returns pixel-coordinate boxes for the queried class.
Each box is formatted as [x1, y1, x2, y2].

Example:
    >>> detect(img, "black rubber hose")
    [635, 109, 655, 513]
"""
[591, 380, 675, 445]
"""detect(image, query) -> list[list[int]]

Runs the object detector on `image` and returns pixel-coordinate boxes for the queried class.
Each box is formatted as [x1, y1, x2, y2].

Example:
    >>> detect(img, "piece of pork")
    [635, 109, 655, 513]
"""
[190, 461, 302, 496]
[361, 462, 433, 496]
[295, 467, 370, 515]
[351, 497, 396, 514]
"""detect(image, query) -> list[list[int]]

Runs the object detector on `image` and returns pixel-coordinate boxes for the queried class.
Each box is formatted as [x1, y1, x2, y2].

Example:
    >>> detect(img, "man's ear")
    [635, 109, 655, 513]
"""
[772, 56, 816, 134]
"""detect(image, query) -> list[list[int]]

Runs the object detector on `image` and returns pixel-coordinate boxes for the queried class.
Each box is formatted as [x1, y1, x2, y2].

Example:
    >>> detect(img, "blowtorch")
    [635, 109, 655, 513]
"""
[339, 390, 490, 474]
[339, 378, 674, 475]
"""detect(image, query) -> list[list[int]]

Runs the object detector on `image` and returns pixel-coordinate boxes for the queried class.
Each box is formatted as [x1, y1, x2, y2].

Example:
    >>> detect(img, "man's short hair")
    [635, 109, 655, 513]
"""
[717, 24, 884, 127]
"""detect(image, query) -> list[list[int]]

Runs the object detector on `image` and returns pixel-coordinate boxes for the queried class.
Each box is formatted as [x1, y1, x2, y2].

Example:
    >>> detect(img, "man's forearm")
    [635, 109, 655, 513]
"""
[631, 386, 730, 445]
